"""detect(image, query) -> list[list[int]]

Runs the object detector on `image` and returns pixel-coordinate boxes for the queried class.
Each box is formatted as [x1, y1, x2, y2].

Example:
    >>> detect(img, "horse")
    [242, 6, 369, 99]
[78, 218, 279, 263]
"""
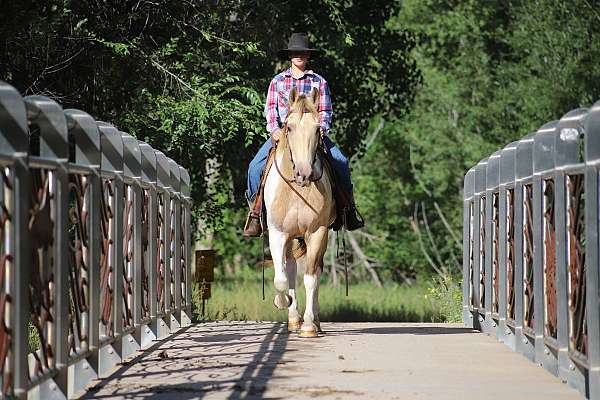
[264, 87, 335, 338]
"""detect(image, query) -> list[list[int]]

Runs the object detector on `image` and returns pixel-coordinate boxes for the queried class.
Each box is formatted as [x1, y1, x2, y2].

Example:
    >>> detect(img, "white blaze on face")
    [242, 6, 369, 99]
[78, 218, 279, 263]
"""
[287, 106, 319, 186]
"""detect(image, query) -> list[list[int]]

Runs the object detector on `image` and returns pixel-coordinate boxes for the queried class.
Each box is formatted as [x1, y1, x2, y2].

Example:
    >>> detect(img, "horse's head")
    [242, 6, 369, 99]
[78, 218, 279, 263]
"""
[285, 87, 321, 187]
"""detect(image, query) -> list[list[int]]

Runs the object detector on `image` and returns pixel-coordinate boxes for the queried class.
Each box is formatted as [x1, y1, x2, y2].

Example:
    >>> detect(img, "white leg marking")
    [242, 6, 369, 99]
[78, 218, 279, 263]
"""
[302, 271, 320, 333]
[287, 254, 301, 322]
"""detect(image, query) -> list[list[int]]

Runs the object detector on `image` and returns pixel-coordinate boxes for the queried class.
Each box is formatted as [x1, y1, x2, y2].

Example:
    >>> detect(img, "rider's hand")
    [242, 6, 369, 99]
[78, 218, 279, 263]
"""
[271, 128, 281, 144]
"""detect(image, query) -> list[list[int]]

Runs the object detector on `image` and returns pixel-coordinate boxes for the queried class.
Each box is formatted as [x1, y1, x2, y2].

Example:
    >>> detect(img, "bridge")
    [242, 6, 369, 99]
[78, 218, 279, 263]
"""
[0, 79, 592, 399]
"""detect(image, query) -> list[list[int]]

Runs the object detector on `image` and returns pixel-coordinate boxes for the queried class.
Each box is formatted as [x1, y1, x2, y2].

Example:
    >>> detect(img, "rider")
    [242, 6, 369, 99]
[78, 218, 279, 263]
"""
[243, 32, 363, 237]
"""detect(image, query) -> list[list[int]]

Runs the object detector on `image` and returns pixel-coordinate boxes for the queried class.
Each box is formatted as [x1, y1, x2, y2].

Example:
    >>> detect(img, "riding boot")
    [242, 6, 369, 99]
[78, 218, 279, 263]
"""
[243, 193, 263, 237]
[343, 196, 365, 231]
[329, 181, 365, 231]
[243, 147, 276, 237]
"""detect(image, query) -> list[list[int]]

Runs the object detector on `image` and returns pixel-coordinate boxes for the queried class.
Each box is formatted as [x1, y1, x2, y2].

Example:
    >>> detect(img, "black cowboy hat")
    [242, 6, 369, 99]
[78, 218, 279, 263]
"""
[277, 33, 318, 58]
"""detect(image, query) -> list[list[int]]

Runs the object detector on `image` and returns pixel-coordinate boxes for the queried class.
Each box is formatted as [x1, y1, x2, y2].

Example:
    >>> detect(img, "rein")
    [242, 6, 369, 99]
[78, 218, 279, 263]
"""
[273, 123, 324, 183]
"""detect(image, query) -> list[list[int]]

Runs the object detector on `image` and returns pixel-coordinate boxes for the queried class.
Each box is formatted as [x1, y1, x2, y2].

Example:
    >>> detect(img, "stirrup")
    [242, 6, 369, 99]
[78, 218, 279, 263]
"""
[243, 212, 263, 237]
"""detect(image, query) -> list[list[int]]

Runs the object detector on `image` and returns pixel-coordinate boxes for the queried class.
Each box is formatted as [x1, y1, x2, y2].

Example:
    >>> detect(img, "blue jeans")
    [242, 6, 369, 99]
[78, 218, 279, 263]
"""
[246, 136, 353, 200]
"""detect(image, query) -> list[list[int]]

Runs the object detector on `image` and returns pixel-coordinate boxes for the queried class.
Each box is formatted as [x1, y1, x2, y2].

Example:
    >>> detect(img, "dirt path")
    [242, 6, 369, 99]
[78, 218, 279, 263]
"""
[83, 321, 583, 399]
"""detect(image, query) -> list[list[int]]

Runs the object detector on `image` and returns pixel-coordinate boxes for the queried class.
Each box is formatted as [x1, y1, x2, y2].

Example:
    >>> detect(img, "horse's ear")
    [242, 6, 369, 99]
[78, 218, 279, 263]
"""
[310, 88, 320, 106]
[289, 87, 298, 104]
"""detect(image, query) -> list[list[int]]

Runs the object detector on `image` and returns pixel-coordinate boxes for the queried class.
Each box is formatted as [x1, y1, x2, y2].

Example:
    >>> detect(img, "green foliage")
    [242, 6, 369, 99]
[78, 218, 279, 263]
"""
[28, 322, 40, 353]
[192, 268, 442, 323]
[0, 0, 418, 237]
[5, 0, 600, 290]
[351, 0, 600, 281]
[426, 274, 462, 323]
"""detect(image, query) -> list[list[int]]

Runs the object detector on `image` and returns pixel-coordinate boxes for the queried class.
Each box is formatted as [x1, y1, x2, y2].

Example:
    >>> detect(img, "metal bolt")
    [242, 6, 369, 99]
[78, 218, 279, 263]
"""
[469, 315, 473, 319]
[479, 316, 484, 322]
[145, 328, 151, 334]
[129, 337, 134, 343]
[161, 321, 165, 326]
[492, 322, 497, 327]
[505, 329, 510, 335]
[569, 363, 576, 371]
[523, 338, 528, 344]
[544, 348, 550, 355]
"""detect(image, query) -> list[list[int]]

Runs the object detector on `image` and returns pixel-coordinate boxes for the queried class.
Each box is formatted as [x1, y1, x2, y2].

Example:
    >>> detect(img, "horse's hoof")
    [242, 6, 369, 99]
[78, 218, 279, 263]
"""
[298, 329, 318, 338]
[314, 322, 324, 334]
[288, 319, 302, 331]
[273, 293, 292, 310]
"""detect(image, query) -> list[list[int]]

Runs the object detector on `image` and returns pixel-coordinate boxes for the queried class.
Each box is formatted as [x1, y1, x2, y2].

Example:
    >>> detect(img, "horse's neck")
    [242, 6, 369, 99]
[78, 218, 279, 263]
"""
[276, 136, 293, 176]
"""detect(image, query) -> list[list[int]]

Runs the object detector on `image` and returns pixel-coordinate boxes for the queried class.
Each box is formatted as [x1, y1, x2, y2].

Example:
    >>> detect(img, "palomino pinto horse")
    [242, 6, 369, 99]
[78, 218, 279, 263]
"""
[264, 87, 335, 338]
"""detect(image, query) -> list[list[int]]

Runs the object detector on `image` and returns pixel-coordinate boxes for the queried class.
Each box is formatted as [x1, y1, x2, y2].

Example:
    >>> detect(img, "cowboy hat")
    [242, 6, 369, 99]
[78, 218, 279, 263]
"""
[278, 33, 318, 58]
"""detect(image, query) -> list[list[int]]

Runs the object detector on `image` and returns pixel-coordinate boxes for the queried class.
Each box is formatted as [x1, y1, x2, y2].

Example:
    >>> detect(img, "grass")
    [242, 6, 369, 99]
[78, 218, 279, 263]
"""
[193, 267, 460, 323]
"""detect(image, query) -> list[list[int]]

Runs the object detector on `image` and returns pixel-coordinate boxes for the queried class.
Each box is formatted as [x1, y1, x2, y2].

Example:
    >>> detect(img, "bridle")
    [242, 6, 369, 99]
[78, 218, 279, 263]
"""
[273, 118, 325, 184]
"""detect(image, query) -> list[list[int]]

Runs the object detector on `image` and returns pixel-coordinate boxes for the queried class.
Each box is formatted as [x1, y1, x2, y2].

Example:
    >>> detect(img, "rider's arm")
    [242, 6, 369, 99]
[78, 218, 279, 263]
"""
[265, 78, 280, 136]
[318, 78, 333, 135]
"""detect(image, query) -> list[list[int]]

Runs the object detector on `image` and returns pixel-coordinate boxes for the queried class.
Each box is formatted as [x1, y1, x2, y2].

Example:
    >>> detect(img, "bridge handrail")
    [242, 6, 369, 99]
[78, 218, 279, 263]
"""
[463, 102, 600, 399]
[0, 81, 193, 398]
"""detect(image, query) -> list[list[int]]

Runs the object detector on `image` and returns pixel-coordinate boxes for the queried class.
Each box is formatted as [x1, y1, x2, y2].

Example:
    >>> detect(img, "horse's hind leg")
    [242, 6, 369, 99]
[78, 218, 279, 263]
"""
[313, 262, 323, 333]
[270, 229, 291, 309]
[286, 243, 302, 330]
[299, 227, 328, 338]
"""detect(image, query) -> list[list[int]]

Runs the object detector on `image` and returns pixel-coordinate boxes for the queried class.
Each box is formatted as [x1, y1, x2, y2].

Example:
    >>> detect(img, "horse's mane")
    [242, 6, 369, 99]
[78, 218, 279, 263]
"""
[289, 93, 318, 117]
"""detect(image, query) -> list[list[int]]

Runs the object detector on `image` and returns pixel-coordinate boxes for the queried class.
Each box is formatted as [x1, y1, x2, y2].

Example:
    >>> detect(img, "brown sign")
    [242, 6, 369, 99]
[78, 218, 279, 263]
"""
[195, 249, 215, 282]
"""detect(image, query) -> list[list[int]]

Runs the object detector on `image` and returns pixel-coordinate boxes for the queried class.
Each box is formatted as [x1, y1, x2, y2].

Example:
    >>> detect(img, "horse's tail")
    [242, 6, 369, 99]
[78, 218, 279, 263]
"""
[259, 238, 307, 269]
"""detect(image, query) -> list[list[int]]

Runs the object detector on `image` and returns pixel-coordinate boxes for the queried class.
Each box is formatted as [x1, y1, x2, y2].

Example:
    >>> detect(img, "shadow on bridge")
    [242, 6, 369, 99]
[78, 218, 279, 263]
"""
[83, 322, 291, 399]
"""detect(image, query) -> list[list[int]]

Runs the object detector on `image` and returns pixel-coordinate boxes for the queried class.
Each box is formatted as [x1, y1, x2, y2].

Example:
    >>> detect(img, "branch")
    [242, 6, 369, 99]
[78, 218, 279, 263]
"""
[410, 204, 444, 277]
[346, 232, 382, 287]
[420, 202, 447, 274]
[433, 201, 461, 247]
[409, 144, 432, 197]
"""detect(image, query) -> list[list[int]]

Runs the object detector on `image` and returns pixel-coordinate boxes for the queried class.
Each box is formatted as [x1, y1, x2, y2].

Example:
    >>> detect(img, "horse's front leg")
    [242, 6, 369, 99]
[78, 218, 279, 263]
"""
[300, 227, 328, 338]
[270, 228, 291, 309]
[286, 244, 302, 330]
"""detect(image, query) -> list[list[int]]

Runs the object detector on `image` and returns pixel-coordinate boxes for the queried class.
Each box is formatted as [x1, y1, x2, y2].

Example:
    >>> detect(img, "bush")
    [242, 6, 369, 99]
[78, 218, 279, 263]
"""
[426, 274, 462, 323]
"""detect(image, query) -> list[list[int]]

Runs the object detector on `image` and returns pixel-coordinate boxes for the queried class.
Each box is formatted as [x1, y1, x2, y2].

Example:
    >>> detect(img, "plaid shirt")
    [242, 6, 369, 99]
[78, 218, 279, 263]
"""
[265, 68, 333, 134]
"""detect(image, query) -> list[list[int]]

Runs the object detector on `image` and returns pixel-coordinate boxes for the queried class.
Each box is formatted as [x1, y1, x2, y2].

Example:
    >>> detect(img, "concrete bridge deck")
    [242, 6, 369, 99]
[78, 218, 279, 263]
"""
[83, 322, 583, 399]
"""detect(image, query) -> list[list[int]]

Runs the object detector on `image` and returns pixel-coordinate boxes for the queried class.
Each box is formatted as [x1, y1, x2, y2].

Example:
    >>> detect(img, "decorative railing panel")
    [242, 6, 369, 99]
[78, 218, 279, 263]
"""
[523, 184, 535, 332]
[0, 81, 193, 399]
[464, 104, 600, 399]
[67, 172, 90, 358]
[506, 188, 515, 322]
[0, 168, 14, 395]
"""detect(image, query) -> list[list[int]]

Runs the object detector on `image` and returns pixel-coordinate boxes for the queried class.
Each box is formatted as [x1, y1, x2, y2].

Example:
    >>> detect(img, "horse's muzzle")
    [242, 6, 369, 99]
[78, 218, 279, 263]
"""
[294, 164, 312, 187]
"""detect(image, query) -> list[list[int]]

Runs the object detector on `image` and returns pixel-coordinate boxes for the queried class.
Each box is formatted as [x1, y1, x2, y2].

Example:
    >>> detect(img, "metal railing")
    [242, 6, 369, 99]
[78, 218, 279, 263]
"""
[0, 81, 193, 398]
[463, 102, 600, 399]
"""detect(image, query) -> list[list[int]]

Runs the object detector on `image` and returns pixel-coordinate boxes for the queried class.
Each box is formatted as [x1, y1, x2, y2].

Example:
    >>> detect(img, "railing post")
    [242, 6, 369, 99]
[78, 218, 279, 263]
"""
[555, 109, 588, 393]
[97, 123, 124, 376]
[585, 100, 600, 399]
[168, 159, 182, 330]
[484, 151, 500, 335]
[24, 95, 71, 399]
[515, 133, 535, 362]
[463, 169, 475, 327]
[120, 133, 142, 360]
[179, 167, 192, 325]
[0, 82, 31, 399]
[533, 121, 559, 374]
[64, 108, 102, 397]
[153, 151, 171, 339]
[498, 141, 518, 349]
[473, 159, 488, 331]
[140, 143, 158, 347]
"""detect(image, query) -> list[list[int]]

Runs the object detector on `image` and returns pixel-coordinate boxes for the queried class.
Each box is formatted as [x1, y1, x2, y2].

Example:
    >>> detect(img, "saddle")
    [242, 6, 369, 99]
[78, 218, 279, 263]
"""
[256, 144, 347, 232]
